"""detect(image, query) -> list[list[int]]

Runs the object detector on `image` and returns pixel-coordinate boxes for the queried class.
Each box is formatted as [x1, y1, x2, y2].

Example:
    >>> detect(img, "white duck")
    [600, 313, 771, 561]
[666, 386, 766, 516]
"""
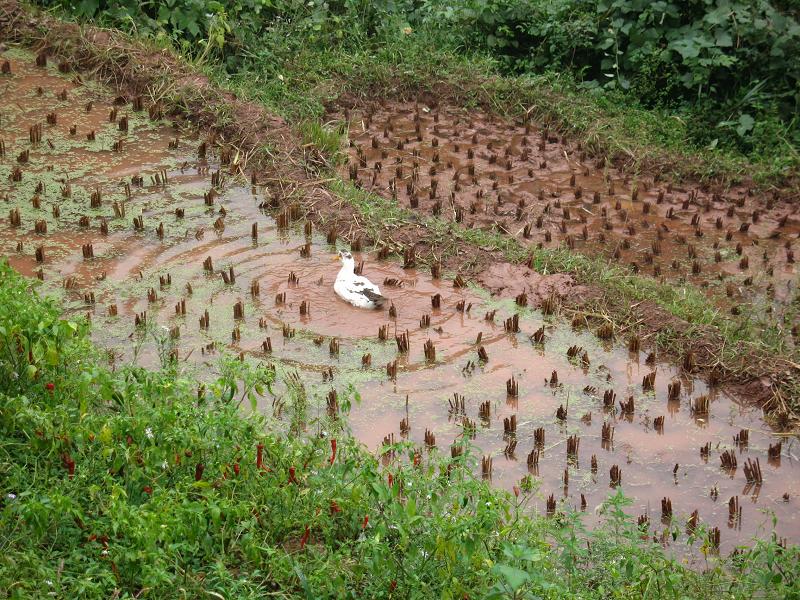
[334, 250, 386, 309]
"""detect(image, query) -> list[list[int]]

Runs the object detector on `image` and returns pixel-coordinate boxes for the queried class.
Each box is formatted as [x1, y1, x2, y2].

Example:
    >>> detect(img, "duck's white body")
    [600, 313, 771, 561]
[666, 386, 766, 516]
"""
[334, 251, 386, 309]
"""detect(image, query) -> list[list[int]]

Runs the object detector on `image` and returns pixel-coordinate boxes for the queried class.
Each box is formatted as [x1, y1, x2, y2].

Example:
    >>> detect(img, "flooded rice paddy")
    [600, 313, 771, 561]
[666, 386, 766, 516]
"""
[336, 102, 799, 324]
[1, 48, 798, 555]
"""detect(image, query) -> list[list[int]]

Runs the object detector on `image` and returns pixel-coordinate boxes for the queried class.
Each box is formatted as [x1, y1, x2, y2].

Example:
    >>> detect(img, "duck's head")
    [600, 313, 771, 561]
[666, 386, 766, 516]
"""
[336, 250, 355, 271]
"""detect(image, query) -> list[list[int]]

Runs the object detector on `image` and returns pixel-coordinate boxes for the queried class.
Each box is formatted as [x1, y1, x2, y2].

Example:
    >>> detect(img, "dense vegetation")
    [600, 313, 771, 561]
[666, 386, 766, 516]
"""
[35, 0, 800, 180]
[1, 264, 799, 598]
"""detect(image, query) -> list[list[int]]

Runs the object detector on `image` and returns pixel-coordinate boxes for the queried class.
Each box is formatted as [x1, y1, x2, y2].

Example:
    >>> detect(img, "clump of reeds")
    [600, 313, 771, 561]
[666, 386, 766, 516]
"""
[720, 449, 737, 471]
[423, 339, 436, 362]
[743, 457, 762, 484]
[691, 395, 709, 415]
[609, 464, 622, 487]
[506, 375, 518, 398]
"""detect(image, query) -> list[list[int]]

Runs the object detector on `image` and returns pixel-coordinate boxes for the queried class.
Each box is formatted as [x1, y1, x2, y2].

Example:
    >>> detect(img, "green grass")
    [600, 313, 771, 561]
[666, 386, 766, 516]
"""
[2, 261, 800, 599]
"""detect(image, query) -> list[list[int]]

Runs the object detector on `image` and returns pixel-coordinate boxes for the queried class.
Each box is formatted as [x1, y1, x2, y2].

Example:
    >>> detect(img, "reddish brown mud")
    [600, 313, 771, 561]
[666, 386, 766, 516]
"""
[337, 102, 799, 317]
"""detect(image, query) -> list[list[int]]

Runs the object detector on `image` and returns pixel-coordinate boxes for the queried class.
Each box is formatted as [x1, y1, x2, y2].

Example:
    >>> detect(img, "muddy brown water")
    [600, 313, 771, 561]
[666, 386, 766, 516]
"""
[1, 48, 798, 555]
[335, 102, 800, 328]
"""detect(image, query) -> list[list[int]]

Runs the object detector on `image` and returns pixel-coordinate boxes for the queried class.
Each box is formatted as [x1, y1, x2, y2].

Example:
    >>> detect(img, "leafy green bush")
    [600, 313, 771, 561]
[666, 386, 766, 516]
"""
[412, 0, 800, 156]
[0, 264, 93, 398]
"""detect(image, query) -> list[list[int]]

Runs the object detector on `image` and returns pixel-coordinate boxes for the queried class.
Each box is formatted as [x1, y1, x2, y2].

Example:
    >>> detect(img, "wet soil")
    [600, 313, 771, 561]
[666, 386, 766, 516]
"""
[335, 103, 799, 322]
[0, 48, 798, 555]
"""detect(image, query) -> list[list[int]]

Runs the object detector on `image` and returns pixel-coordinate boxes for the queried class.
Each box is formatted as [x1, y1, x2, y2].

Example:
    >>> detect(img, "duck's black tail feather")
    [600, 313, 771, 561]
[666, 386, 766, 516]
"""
[362, 289, 386, 308]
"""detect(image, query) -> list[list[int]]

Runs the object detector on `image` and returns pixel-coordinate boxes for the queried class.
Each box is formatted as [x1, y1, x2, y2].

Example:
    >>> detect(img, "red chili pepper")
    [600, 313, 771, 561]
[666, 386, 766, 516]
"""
[289, 466, 298, 484]
[329, 438, 337, 465]
[143, 486, 152, 495]
[300, 525, 310, 549]
[513, 486, 520, 498]
[256, 443, 264, 469]
[62, 452, 75, 478]
[388, 473, 394, 488]
[174, 453, 181, 465]
[195, 463, 204, 481]
[233, 462, 240, 476]
[390, 580, 397, 592]
[330, 500, 341, 514]
[362, 514, 369, 530]
[45, 382, 54, 391]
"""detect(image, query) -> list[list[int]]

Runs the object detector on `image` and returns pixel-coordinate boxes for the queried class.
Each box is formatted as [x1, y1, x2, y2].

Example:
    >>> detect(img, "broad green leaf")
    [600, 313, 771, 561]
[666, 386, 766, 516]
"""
[736, 113, 755, 137]
[493, 564, 530, 590]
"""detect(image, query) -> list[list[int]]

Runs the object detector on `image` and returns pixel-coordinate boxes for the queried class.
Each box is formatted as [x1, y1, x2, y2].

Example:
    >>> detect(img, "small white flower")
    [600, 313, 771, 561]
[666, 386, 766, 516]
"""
[161, 460, 168, 470]
[46, 580, 53, 586]
[6, 493, 16, 500]
[145, 427, 154, 440]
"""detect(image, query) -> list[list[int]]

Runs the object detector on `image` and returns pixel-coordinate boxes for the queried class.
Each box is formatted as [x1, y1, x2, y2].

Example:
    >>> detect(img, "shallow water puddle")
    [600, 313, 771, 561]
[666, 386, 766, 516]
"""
[344, 307, 799, 554]
[1, 48, 798, 555]
[335, 102, 799, 325]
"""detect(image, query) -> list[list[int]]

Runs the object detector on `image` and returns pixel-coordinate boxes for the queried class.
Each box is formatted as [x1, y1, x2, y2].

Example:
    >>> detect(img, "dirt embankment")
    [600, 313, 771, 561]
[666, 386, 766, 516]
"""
[0, 0, 796, 425]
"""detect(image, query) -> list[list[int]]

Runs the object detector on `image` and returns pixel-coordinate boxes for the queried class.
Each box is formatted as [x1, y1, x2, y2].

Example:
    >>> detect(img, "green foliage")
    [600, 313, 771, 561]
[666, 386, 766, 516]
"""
[412, 0, 800, 157]
[0, 264, 93, 398]
[1, 263, 799, 598]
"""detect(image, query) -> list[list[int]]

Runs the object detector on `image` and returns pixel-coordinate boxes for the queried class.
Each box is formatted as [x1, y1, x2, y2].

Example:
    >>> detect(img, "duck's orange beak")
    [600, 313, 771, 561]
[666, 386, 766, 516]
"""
[332, 254, 340, 262]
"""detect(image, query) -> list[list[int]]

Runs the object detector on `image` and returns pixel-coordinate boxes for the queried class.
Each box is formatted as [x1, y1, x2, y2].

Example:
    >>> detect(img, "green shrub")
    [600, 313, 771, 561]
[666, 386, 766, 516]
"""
[412, 0, 800, 155]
